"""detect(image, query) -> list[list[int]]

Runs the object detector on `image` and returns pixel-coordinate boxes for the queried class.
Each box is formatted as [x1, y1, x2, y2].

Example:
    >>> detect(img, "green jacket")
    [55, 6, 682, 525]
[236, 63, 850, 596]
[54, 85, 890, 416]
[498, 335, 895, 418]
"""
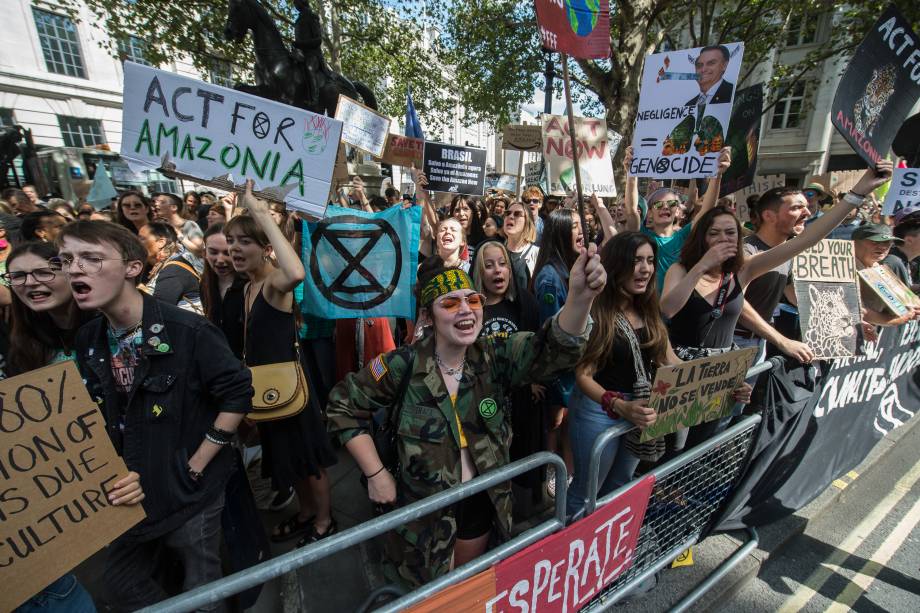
[326, 315, 589, 587]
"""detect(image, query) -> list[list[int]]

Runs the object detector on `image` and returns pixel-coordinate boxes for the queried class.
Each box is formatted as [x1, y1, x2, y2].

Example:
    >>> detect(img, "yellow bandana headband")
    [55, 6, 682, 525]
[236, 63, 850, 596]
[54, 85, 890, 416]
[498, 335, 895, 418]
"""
[420, 269, 474, 306]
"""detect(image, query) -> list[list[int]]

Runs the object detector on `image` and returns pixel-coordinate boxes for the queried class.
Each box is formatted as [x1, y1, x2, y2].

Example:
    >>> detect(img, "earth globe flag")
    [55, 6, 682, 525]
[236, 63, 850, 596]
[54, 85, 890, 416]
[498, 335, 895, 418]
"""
[534, 0, 610, 60]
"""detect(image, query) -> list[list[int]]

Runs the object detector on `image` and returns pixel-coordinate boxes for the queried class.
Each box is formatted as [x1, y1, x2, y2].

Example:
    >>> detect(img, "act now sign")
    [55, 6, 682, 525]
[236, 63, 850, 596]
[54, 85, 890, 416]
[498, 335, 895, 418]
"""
[407, 475, 654, 613]
[120, 62, 343, 217]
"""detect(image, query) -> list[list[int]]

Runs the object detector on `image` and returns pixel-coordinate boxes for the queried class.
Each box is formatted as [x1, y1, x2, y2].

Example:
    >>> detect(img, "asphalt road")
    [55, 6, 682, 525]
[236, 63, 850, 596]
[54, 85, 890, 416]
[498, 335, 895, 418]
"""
[717, 415, 920, 612]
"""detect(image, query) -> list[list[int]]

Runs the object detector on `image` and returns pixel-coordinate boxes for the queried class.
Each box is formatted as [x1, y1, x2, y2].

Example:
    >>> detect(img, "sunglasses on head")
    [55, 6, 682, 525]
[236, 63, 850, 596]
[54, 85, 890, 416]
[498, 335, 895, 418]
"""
[436, 293, 484, 313]
[651, 199, 681, 209]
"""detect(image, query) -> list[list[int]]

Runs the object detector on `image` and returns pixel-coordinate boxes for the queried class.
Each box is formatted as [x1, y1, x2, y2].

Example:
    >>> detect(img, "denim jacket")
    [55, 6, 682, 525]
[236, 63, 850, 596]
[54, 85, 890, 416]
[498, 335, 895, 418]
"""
[76, 293, 252, 542]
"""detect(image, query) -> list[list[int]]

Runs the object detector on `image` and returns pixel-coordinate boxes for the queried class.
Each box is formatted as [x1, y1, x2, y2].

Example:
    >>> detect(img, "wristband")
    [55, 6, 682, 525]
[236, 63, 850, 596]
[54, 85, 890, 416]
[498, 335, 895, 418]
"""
[843, 191, 866, 206]
[366, 465, 386, 479]
[601, 390, 625, 420]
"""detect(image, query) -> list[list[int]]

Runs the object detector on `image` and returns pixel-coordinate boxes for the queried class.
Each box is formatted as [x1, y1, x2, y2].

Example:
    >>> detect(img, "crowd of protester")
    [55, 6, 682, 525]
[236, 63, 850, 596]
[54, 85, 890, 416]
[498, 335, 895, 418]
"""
[1, 146, 918, 609]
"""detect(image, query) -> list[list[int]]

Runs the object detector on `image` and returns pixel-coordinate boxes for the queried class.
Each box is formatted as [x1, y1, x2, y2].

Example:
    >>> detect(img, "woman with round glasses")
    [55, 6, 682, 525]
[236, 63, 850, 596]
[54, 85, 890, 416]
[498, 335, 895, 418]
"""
[326, 246, 606, 588]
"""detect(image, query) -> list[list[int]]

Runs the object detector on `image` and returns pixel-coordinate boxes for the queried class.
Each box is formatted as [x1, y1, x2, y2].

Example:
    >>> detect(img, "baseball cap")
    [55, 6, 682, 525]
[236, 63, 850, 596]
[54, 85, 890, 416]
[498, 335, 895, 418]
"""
[852, 222, 904, 243]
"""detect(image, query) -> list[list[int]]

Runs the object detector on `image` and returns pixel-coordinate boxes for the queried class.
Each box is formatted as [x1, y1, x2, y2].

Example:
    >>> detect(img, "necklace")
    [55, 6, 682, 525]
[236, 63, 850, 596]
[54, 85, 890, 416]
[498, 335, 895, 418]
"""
[435, 351, 465, 381]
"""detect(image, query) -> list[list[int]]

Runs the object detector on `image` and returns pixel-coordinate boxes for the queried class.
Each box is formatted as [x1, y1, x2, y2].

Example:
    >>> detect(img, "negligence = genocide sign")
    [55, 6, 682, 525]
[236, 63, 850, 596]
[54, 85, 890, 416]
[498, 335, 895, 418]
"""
[0, 361, 145, 611]
[121, 62, 343, 218]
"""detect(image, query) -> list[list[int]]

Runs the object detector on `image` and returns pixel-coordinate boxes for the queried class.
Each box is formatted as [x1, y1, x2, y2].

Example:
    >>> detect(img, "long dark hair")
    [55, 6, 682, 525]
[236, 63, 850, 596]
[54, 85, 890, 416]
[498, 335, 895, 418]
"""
[679, 206, 744, 274]
[449, 195, 488, 248]
[6, 242, 87, 375]
[201, 223, 228, 320]
[531, 208, 580, 291]
[579, 232, 669, 371]
[115, 190, 151, 234]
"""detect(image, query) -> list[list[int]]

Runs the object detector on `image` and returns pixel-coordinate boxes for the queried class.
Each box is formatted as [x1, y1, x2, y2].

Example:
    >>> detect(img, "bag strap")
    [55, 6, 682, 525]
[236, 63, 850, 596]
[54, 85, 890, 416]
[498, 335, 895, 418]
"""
[243, 281, 301, 367]
[163, 259, 201, 281]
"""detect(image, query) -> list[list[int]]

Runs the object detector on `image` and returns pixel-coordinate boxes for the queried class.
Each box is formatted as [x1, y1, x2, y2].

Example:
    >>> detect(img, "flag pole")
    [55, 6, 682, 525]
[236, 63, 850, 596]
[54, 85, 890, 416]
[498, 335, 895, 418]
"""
[561, 53, 588, 244]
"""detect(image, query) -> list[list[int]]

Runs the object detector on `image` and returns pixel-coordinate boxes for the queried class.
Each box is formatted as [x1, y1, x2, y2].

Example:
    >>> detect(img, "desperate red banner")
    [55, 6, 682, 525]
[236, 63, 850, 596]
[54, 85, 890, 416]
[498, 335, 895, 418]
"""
[535, 0, 611, 60]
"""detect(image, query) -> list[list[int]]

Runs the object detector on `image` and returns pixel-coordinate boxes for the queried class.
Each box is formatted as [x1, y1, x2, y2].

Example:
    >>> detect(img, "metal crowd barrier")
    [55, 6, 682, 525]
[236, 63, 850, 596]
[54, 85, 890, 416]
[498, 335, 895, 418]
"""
[139, 452, 569, 613]
[142, 358, 778, 612]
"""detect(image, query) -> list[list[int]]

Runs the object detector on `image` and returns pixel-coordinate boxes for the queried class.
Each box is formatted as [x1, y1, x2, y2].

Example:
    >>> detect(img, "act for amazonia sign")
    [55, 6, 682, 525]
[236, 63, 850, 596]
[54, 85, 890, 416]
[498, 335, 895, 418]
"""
[121, 62, 343, 218]
[630, 43, 744, 179]
[534, 0, 610, 60]
[542, 114, 616, 197]
[407, 475, 654, 613]
[641, 347, 758, 442]
[0, 362, 145, 611]
[831, 5, 920, 165]
[792, 240, 862, 360]
[881, 167, 920, 217]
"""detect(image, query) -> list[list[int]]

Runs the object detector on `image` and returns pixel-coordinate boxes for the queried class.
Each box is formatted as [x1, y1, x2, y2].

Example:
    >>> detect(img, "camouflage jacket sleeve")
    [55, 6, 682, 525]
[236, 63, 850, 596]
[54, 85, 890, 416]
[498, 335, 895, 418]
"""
[491, 313, 591, 388]
[326, 347, 413, 446]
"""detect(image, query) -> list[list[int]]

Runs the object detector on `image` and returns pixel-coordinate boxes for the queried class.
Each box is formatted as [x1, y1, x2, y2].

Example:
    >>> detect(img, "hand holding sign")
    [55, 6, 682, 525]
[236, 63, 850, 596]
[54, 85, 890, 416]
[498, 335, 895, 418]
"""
[108, 471, 145, 506]
[617, 398, 657, 428]
[852, 158, 893, 195]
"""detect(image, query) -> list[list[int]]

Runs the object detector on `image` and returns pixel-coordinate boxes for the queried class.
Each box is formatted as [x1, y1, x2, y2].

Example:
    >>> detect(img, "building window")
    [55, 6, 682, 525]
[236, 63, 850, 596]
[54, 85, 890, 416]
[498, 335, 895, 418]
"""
[786, 14, 817, 47]
[58, 116, 106, 148]
[0, 108, 14, 129]
[32, 8, 86, 78]
[208, 61, 234, 88]
[118, 35, 151, 66]
[770, 82, 807, 130]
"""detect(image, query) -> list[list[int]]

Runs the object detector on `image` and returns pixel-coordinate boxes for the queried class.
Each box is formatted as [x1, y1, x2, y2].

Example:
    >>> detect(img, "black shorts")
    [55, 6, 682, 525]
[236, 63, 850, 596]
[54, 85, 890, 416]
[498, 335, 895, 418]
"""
[455, 490, 495, 540]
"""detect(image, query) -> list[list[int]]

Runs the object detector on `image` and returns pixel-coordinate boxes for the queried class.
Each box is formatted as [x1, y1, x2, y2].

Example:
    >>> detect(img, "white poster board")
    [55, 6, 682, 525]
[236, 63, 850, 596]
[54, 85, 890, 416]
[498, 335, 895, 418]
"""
[630, 43, 745, 179]
[120, 62, 342, 218]
[542, 114, 616, 197]
[882, 168, 920, 216]
[334, 94, 392, 158]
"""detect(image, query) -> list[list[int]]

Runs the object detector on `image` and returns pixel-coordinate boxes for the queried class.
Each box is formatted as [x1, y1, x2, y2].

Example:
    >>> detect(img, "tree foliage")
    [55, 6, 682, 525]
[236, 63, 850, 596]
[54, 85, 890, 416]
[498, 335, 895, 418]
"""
[60, 0, 457, 133]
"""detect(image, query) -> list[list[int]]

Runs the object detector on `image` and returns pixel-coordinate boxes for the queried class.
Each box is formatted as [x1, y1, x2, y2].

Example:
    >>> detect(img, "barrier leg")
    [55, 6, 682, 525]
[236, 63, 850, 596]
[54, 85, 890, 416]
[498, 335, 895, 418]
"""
[669, 527, 759, 613]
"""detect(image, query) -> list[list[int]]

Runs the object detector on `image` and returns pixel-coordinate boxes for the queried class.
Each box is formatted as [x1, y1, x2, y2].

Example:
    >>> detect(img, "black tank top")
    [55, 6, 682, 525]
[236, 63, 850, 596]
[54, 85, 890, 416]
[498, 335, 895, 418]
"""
[668, 275, 743, 349]
[245, 288, 297, 367]
[594, 326, 655, 393]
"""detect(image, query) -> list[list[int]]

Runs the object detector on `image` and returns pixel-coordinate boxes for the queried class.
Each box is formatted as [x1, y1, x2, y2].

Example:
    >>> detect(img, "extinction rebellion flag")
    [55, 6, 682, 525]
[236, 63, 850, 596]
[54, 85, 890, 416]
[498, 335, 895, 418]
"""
[535, 0, 610, 60]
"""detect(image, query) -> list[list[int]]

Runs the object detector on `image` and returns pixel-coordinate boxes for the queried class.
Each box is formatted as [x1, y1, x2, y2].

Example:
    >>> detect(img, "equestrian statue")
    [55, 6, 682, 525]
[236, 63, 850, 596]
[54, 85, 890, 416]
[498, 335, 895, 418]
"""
[224, 0, 378, 115]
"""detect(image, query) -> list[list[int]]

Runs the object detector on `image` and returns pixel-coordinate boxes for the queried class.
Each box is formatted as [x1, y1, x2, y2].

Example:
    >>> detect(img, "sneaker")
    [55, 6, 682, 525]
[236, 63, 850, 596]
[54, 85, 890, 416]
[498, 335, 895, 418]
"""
[546, 467, 557, 499]
[268, 486, 295, 512]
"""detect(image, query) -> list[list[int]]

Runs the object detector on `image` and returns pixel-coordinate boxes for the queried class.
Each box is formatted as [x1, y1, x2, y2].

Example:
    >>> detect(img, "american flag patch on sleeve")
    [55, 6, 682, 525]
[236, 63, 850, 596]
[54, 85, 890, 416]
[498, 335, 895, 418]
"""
[369, 354, 388, 382]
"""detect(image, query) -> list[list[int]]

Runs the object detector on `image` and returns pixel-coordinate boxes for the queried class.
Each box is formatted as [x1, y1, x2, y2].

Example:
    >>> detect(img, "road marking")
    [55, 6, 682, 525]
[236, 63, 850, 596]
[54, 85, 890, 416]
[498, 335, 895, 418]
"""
[847, 471, 859, 480]
[778, 457, 920, 613]
[832, 479, 849, 490]
[823, 494, 920, 612]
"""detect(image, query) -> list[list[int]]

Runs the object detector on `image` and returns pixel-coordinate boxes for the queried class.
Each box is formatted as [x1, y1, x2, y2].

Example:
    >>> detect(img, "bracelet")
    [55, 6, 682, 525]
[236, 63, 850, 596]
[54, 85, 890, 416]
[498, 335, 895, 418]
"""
[205, 432, 231, 446]
[366, 465, 386, 479]
[206, 426, 235, 446]
[600, 390, 625, 420]
[843, 191, 866, 206]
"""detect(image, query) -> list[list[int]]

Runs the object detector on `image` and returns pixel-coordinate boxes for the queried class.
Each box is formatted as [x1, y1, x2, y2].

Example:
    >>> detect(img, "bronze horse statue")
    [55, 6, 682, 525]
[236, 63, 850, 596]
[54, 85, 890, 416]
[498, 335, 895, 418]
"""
[224, 0, 377, 115]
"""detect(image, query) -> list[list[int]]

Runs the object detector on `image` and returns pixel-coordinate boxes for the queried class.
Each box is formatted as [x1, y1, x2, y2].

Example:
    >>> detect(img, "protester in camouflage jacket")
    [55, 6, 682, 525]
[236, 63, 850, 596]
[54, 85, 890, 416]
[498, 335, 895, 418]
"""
[327, 247, 606, 587]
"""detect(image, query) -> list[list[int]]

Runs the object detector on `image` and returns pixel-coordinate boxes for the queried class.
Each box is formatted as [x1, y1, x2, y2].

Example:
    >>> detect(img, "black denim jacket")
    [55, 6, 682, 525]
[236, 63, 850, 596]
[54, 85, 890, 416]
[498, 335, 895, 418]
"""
[76, 293, 252, 542]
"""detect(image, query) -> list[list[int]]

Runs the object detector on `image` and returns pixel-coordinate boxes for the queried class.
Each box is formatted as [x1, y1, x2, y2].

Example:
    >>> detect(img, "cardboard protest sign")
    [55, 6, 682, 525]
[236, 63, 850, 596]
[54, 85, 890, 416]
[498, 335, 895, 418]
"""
[120, 62, 342, 218]
[831, 5, 920, 165]
[502, 124, 543, 151]
[719, 84, 764, 197]
[792, 240, 862, 359]
[524, 160, 544, 188]
[630, 43, 745, 179]
[300, 204, 422, 319]
[542, 114, 617, 197]
[0, 361, 145, 611]
[731, 174, 786, 222]
[422, 142, 487, 195]
[859, 264, 920, 316]
[882, 167, 920, 216]
[641, 347, 757, 442]
[534, 0, 610, 60]
[380, 133, 424, 168]
[334, 94, 391, 158]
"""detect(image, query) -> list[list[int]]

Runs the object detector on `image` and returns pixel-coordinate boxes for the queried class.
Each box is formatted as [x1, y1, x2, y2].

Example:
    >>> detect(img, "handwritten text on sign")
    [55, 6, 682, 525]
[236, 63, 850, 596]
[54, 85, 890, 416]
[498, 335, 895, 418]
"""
[0, 361, 145, 611]
[792, 239, 857, 283]
[335, 94, 392, 158]
[121, 62, 342, 218]
[642, 347, 757, 442]
[489, 475, 654, 612]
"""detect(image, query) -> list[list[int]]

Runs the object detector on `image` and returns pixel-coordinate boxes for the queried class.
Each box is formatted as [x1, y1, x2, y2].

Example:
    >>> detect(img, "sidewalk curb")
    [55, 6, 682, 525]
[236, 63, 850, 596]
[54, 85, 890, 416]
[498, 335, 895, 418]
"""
[690, 411, 920, 611]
